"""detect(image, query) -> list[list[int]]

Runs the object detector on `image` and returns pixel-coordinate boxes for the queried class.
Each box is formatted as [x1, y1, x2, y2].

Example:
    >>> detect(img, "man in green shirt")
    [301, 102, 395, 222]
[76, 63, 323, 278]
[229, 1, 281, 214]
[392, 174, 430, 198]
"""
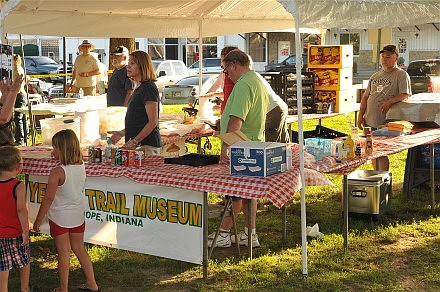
[210, 49, 268, 248]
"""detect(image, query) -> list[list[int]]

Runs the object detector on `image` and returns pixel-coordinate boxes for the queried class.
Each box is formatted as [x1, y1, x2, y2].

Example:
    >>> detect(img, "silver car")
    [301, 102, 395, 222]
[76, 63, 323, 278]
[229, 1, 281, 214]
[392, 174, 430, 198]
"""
[162, 74, 219, 105]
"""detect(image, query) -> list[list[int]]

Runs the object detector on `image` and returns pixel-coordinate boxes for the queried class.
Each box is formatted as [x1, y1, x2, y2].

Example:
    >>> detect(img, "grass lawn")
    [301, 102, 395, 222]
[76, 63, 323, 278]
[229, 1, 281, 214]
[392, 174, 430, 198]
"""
[8, 106, 440, 291]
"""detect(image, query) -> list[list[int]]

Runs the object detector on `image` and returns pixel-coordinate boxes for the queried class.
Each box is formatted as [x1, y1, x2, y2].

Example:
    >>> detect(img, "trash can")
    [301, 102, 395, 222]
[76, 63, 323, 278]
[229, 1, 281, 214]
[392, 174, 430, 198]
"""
[346, 170, 392, 217]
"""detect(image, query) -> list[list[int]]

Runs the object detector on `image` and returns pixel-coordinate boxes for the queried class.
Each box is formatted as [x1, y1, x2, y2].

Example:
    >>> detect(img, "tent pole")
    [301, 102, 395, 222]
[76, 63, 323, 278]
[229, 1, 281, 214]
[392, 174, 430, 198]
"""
[293, 0, 308, 279]
[375, 29, 382, 71]
[19, 34, 36, 145]
[197, 19, 204, 108]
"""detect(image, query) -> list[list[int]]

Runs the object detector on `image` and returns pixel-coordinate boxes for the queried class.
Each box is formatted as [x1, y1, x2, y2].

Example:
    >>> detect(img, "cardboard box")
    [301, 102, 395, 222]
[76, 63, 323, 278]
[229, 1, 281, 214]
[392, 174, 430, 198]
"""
[229, 141, 287, 177]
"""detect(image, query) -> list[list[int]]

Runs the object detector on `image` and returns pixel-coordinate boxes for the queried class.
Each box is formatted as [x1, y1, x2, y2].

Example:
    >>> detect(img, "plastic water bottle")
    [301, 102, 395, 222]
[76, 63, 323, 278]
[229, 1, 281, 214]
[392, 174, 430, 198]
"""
[104, 137, 112, 164]
[79, 88, 84, 98]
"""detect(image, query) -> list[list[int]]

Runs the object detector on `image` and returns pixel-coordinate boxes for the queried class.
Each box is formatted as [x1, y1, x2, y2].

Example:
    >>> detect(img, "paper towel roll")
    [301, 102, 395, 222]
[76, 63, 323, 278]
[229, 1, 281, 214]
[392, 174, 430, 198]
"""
[198, 97, 214, 119]
[76, 110, 100, 144]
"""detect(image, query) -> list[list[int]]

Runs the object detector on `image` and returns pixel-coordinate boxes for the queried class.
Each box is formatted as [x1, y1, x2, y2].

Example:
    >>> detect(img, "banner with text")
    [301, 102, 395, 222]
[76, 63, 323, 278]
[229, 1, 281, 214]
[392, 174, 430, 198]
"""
[28, 175, 204, 264]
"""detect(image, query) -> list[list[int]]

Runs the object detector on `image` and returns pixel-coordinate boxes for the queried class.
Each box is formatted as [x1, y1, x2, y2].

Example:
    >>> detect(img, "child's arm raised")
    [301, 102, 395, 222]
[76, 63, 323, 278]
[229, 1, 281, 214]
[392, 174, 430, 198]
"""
[33, 166, 65, 232]
[16, 181, 29, 245]
[0, 74, 24, 125]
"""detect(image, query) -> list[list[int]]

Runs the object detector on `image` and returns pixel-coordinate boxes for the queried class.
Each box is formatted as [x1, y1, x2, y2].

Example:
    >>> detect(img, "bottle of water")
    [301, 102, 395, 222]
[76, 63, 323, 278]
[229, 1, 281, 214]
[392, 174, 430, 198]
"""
[104, 137, 112, 164]
[79, 88, 84, 98]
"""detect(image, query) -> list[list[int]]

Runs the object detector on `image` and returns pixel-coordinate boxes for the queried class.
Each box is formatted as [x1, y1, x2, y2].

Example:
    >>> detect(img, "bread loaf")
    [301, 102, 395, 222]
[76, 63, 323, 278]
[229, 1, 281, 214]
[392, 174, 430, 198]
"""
[386, 120, 414, 133]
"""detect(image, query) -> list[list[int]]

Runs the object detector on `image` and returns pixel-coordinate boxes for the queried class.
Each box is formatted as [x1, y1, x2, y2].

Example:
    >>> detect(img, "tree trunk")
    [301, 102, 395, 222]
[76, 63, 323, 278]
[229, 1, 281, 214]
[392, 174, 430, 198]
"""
[109, 38, 135, 70]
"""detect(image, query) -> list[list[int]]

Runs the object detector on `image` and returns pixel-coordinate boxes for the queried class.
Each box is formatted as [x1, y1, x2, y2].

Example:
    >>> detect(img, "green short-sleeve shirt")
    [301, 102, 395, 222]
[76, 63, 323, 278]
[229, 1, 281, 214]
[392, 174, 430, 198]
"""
[220, 70, 268, 141]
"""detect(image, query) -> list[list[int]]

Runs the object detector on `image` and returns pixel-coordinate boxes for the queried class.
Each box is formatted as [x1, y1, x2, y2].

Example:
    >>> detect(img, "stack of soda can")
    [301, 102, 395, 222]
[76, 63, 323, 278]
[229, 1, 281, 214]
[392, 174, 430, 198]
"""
[114, 149, 144, 167]
[88, 146, 144, 167]
[88, 146, 102, 163]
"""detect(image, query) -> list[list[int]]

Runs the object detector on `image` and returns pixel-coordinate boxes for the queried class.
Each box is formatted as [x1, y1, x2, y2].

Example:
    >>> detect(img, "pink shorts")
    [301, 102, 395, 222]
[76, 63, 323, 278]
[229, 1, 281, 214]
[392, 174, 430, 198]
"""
[49, 220, 85, 237]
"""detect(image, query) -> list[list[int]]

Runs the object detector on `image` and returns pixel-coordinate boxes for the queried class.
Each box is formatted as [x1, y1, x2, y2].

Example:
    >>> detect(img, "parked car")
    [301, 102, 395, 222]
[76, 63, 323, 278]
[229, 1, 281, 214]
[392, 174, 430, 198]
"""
[47, 84, 66, 101]
[264, 54, 308, 72]
[406, 59, 440, 94]
[162, 73, 219, 105]
[24, 56, 72, 83]
[188, 58, 222, 75]
[152, 60, 189, 94]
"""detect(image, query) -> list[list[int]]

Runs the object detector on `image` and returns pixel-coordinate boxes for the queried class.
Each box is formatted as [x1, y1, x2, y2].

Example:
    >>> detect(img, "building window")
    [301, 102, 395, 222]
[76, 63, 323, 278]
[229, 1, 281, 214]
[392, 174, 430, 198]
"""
[147, 38, 179, 60]
[185, 37, 218, 66]
[340, 33, 360, 55]
[248, 33, 266, 62]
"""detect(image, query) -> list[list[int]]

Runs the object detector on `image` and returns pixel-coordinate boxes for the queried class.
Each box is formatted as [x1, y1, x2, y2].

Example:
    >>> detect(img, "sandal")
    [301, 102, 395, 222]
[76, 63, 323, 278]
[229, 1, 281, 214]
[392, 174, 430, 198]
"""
[78, 284, 99, 292]
[52, 288, 61, 292]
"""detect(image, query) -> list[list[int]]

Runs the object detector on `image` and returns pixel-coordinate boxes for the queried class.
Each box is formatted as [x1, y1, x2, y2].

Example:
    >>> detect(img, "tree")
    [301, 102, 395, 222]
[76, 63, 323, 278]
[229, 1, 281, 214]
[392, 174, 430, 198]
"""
[109, 38, 135, 70]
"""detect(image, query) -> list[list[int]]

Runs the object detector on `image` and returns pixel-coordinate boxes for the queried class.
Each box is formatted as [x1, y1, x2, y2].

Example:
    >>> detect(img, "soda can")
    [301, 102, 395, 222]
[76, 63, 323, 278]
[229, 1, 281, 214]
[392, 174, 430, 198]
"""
[88, 146, 95, 163]
[114, 149, 122, 166]
[121, 150, 129, 166]
[135, 150, 144, 167]
[128, 150, 136, 166]
[94, 147, 102, 163]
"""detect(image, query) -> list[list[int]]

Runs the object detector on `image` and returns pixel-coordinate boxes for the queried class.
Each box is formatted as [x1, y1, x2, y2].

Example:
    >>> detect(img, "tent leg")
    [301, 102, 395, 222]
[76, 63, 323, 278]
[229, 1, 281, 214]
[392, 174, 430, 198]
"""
[343, 174, 349, 253]
[203, 192, 208, 279]
[282, 204, 287, 246]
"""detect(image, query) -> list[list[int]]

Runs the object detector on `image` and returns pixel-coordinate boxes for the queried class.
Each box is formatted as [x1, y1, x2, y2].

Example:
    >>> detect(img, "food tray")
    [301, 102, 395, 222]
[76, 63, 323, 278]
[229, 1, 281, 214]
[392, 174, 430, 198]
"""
[291, 125, 346, 143]
[164, 153, 219, 166]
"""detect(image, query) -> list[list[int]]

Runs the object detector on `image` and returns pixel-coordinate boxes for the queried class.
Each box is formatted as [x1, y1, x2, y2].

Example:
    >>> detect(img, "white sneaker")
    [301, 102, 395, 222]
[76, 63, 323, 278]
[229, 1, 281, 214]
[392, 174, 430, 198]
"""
[231, 231, 260, 247]
[208, 231, 231, 248]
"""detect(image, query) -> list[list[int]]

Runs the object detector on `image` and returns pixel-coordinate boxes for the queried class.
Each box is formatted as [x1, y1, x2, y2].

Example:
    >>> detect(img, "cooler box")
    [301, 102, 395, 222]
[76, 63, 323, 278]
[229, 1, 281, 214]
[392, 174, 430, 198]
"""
[346, 170, 392, 216]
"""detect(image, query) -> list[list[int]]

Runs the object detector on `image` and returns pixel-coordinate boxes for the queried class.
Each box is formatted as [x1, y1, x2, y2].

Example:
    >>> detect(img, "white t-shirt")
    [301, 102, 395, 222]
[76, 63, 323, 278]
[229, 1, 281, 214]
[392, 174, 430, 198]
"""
[364, 68, 411, 128]
[48, 163, 86, 228]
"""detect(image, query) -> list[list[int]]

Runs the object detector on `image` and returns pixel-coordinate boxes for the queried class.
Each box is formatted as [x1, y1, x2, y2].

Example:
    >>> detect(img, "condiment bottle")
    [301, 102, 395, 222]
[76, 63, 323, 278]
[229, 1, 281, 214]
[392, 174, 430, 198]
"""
[344, 134, 355, 159]
[355, 141, 362, 157]
[365, 133, 373, 154]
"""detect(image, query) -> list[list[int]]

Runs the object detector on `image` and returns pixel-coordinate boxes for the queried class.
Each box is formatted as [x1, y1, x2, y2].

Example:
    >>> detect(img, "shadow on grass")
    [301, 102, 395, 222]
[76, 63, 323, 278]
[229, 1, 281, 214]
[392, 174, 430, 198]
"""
[7, 183, 438, 291]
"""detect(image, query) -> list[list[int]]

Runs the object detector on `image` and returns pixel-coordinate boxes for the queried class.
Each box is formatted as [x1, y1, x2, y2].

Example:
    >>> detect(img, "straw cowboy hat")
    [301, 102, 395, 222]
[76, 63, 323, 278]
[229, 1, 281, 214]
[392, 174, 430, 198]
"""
[78, 40, 95, 50]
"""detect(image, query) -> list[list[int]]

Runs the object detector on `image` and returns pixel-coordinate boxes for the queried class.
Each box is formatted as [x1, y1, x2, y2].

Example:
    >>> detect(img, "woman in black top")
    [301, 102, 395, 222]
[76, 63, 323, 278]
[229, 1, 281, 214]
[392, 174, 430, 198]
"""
[111, 51, 162, 154]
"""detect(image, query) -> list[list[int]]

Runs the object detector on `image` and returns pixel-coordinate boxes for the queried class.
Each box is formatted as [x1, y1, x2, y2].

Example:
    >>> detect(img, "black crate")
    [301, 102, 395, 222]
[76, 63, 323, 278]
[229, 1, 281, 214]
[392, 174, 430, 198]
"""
[259, 72, 284, 97]
[291, 125, 346, 143]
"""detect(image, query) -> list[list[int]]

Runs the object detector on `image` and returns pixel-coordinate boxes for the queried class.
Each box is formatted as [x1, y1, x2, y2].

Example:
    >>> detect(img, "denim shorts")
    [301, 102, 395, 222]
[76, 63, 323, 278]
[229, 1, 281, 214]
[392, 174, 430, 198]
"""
[0, 236, 30, 271]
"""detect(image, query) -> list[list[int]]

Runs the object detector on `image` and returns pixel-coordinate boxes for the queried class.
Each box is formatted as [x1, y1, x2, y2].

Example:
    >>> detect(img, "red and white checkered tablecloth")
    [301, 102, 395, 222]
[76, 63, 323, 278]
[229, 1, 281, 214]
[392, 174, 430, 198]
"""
[20, 147, 331, 208]
[315, 128, 440, 175]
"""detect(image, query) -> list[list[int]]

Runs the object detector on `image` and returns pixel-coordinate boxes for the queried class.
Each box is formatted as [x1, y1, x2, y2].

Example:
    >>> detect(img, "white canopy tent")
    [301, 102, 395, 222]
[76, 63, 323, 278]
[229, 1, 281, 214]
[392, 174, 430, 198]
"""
[1, 0, 439, 278]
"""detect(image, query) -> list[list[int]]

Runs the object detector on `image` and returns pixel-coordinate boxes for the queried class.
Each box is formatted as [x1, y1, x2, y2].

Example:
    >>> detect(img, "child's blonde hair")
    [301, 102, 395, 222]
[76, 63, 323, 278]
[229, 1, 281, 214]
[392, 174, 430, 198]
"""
[52, 129, 83, 165]
[0, 146, 21, 173]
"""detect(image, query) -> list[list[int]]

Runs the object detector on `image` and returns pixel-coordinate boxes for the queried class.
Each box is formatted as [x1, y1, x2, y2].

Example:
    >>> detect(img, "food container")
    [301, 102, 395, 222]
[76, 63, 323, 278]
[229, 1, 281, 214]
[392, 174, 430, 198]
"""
[98, 106, 127, 134]
[40, 116, 81, 145]
[346, 170, 392, 216]
[75, 110, 100, 144]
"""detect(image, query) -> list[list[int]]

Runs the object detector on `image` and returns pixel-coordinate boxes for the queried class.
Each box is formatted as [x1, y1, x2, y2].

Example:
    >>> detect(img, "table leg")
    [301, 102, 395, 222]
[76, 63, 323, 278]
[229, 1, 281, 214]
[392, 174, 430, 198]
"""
[203, 192, 208, 279]
[343, 174, 349, 253]
[282, 204, 287, 246]
[430, 144, 435, 208]
[197, 137, 202, 154]
[248, 199, 253, 259]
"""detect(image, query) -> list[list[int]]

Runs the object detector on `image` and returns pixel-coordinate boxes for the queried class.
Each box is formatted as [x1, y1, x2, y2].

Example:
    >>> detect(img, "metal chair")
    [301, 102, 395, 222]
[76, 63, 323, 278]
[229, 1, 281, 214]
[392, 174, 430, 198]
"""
[207, 196, 240, 259]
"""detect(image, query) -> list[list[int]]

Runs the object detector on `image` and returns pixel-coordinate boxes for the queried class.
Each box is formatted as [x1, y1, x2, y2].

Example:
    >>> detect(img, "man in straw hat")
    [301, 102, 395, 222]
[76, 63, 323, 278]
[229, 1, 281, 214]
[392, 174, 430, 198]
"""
[68, 40, 100, 96]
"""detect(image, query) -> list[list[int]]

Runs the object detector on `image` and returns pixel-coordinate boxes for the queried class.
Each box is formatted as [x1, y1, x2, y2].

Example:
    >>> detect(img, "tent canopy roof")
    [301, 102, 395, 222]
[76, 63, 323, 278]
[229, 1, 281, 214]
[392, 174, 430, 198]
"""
[280, 0, 440, 29]
[2, 0, 296, 38]
[1, 0, 439, 38]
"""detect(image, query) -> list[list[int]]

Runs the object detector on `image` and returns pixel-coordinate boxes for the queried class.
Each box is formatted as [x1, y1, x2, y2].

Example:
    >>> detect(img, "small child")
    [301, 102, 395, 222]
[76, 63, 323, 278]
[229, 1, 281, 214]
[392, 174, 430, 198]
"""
[33, 129, 99, 292]
[0, 146, 30, 292]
